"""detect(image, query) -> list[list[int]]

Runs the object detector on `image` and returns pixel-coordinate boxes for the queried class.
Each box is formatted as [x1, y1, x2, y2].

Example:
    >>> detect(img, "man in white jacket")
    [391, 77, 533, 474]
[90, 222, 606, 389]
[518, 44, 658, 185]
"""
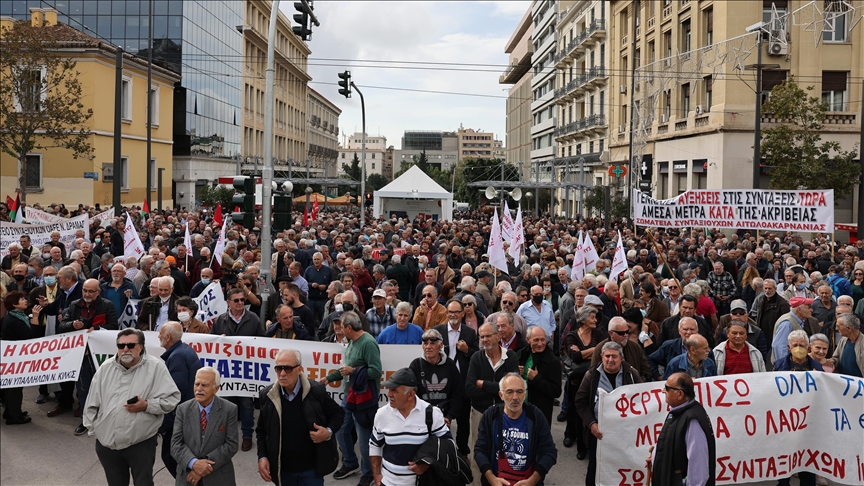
[83, 328, 181, 486]
[712, 320, 767, 375]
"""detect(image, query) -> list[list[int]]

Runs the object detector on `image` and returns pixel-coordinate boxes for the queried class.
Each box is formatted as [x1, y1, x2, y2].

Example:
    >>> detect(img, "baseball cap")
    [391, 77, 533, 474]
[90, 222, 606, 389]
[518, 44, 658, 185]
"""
[584, 295, 604, 306]
[730, 300, 748, 312]
[789, 296, 814, 308]
[382, 368, 417, 389]
[372, 289, 387, 298]
[476, 270, 492, 279]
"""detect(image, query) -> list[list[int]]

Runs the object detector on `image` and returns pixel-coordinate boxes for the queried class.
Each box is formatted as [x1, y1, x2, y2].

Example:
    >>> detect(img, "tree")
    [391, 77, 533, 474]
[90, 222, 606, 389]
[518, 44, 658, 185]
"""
[761, 79, 860, 198]
[0, 19, 93, 204]
[342, 153, 361, 181]
[366, 173, 388, 191]
[453, 157, 519, 207]
[416, 149, 430, 173]
[196, 184, 234, 208]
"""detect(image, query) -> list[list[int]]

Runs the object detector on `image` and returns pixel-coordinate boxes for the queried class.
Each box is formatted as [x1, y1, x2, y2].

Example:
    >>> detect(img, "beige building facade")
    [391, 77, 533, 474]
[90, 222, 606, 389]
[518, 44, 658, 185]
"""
[242, 0, 311, 175]
[608, 0, 863, 225]
[338, 132, 387, 177]
[306, 87, 341, 178]
[457, 128, 497, 161]
[501, 6, 534, 174]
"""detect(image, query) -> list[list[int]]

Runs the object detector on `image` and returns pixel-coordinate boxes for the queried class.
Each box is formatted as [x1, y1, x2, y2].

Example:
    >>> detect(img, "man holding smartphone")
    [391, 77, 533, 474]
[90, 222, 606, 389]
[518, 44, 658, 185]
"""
[83, 328, 181, 486]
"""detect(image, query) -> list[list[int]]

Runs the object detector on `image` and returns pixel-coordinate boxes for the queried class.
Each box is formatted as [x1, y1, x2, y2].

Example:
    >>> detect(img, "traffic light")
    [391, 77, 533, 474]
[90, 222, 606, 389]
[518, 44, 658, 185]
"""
[273, 193, 293, 231]
[338, 71, 351, 98]
[231, 176, 255, 228]
[365, 192, 372, 207]
[292, 2, 311, 40]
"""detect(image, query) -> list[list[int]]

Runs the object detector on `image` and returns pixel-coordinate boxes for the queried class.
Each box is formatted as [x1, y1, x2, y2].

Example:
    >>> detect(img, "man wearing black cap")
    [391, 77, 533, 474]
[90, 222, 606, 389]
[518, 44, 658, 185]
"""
[475, 271, 496, 311]
[370, 368, 451, 486]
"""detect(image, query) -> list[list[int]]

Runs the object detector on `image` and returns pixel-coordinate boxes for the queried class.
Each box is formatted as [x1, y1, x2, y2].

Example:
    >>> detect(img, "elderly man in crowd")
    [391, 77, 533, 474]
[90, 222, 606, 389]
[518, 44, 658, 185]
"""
[518, 285, 557, 343]
[664, 334, 717, 379]
[750, 278, 790, 351]
[486, 291, 528, 336]
[413, 285, 448, 330]
[591, 316, 652, 381]
[409, 329, 464, 430]
[100, 263, 138, 318]
[831, 313, 863, 377]
[771, 296, 819, 364]
[517, 326, 562, 426]
[713, 320, 767, 375]
[648, 316, 701, 380]
[376, 301, 423, 344]
[137, 276, 179, 331]
[717, 299, 769, 363]
[84, 328, 181, 486]
[265, 304, 313, 340]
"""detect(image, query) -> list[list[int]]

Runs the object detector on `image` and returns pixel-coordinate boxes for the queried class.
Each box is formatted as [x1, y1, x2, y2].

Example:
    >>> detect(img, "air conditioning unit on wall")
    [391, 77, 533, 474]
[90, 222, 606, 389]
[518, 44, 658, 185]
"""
[768, 30, 787, 56]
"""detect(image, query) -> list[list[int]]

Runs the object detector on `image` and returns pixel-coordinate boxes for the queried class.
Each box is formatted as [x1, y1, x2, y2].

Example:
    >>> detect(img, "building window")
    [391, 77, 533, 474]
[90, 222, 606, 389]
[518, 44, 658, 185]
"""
[589, 94, 595, 116]
[599, 91, 604, 115]
[599, 139, 604, 153]
[660, 174, 669, 199]
[761, 70, 788, 102]
[121, 157, 129, 190]
[371, 153, 375, 159]
[763, 0, 788, 28]
[822, 71, 848, 111]
[15, 68, 45, 112]
[682, 84, 690, 115]
[704, 76, 713, 112]
[148, 86, 159, 126]
[676, 174, 688, 195]
[681, 19, 691, 53]
[121, 77, 132, 121]
[20, 154, 42, 189]
[371, 163, 375, 170]
[341, 153, 345, 158]
[664, 31, 672, 59]
[665, 90, 671, 118]
[621, 105, 628, 125]
[823, 2, 849, 42]
[705, 8, 713, 45]
[589, 141, 594, 153]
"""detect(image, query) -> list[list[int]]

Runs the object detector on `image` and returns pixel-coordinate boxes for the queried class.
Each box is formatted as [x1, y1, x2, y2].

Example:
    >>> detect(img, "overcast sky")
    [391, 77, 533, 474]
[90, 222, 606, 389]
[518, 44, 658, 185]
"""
[279, 1, 532, 149]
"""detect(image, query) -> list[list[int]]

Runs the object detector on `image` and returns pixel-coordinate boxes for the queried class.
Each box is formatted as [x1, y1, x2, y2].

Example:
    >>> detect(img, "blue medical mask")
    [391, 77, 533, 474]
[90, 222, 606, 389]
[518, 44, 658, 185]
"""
[94, 238, 101, 244]
[44, 276, 57, 286]
[200, 278, 211, 285]
[640, 309, 647, 317]
[797, 283, 806, 291]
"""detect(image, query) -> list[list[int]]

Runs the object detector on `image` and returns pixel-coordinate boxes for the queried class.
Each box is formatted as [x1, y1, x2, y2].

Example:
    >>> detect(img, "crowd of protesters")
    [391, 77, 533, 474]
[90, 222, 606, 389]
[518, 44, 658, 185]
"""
[1, 200, 862, 486]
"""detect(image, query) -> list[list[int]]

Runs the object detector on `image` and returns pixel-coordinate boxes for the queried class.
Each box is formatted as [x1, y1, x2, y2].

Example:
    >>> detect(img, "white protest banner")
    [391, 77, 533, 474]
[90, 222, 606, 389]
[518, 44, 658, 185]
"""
[122, 212, 146, 262]
[571, 231, 585, 282]
[24, 206, 65, 224]
[501, 201, 514, 242]
[0, 213, 89, 258]
[609, 231, 628, 282]
[488, 208, 509, 275]
[116, 282, 226, 330]
[582, 231, 600, 273]
[508, 205, 524, 262]
[88, 331, 420, 402]
[91, 207, 115, 227]
[0, 331, 89, 389]
[633, 189, 835, 232]
[596, 372, 864, 486]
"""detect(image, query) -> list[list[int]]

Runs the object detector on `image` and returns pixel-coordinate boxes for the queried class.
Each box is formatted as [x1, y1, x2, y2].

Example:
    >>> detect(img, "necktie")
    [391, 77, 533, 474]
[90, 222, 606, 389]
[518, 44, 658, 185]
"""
[200, 409, 207, 433]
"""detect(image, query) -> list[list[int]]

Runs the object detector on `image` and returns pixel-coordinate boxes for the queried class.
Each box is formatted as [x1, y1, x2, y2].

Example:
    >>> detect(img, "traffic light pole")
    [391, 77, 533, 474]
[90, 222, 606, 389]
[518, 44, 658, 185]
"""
[259, 0, 280, 323]
[352, 81, 366, 227]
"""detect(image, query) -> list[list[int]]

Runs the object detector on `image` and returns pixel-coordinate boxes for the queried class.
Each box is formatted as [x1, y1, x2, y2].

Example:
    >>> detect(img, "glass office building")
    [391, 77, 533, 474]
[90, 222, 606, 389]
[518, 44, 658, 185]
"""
[2, 0, 243, 158]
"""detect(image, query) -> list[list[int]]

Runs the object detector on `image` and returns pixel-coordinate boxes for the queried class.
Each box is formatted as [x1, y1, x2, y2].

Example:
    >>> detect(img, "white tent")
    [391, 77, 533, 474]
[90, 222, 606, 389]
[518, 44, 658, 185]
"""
[373, 165, 454, 221]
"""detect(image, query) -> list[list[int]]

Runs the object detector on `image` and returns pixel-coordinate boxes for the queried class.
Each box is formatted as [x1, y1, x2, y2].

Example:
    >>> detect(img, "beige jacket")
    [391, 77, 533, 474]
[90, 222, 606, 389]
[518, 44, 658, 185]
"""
[83, 353, 181, 450]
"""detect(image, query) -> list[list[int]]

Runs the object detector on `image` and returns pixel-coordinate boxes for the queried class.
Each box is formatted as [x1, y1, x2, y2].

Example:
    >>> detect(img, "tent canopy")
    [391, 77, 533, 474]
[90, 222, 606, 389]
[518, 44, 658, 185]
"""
[373, 165, 453, 221]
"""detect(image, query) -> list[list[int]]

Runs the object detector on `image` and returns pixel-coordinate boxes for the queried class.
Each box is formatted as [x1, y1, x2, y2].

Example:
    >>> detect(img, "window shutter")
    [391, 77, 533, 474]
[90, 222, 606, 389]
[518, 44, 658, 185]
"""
[762, 70, 788, 92]
[822, 71, 847, 91]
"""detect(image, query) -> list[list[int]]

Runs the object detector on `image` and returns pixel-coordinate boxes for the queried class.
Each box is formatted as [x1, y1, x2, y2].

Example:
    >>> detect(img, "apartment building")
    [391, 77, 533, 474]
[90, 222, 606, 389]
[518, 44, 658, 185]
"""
[554, 0, 609, 214]
[608, 0, 862, 224]
[306, 87, 341, 179]
[500, 6, 534, 174]
[392, 131, 459, 172]
[457, 128, 497, 161]
[338, 132, 387, 177]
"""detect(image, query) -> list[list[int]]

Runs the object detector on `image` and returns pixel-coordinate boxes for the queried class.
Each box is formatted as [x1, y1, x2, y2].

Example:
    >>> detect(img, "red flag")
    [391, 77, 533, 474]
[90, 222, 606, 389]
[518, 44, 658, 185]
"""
[142, 198, 150, 215]
[312, 199, 319, 220]
[213, 203, 223, 226]
[5, 195, 14, 209]
[234, 205, 240, 213]
[303, 205, 309, 226]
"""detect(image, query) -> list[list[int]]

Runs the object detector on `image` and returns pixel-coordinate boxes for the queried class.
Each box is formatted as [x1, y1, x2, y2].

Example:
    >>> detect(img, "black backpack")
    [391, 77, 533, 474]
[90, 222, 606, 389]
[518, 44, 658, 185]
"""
[415, 405, 473, 486]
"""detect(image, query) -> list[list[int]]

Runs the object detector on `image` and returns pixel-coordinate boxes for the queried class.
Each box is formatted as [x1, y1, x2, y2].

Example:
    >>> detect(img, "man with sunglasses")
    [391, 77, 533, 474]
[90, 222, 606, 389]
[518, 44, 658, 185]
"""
[485, 291, 528, 337]
[590, 317, 652, 382]
[648, 372, 714, 486]
[408, 329, 464, 433]
[412, 285, 448, 331]
[257, 349, 344, 486]
[211, 287, 263, 452]
[84, 328, 181, 486]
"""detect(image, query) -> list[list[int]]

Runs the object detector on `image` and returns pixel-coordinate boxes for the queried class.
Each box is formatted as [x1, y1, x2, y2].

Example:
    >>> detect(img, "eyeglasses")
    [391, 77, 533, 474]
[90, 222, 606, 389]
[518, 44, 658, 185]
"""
[446, 310, 461, 315]
[230, 298, 245, 303]
[116, 343, 138, 349]
[610, 330, 630, 336]
[274, 364, 300, 374]
[421, 338, 441, 344]
[664, 385, 683, 393]
[423, 293, 434, 298]
[731, 310, 747, 315]
[502, 301, 515, 306]
[463, 302, 474, 306]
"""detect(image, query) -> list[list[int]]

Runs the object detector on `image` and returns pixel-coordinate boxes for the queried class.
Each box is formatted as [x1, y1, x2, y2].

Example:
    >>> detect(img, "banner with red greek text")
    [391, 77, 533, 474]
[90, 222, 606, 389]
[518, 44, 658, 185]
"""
[0, 331, 90, 389]
[596, 372, 864, 485]
[87, 331, 420, 404]
[633, 189, 834, 232]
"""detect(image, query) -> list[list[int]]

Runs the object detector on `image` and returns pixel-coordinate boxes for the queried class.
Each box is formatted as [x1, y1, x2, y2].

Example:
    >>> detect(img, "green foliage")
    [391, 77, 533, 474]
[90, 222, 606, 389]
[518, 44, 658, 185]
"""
[342, 153, 361, 181]
[453, 157, 519, 207]
[0, 19, 93, 203]
[366, 173, 388, 191]
[583, 185, 627, 219]
[761, 79, 860, 199]
[197, 185, 235, 208]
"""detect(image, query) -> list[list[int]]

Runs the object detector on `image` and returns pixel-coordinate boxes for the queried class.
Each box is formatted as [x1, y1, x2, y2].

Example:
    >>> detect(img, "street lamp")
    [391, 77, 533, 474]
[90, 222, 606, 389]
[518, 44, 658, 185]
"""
[305, 186, 313, 214]
[525, 191, 533, 213]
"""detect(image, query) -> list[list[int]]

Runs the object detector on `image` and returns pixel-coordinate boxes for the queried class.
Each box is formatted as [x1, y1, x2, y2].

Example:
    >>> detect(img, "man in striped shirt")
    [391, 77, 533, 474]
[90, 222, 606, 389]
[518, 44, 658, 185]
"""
[370, 368, 451, 486]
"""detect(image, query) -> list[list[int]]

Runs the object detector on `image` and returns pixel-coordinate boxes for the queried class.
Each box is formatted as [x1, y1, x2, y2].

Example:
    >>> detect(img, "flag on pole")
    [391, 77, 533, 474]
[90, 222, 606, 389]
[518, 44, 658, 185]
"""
[183, 222, 192, 250]
[582, 232, 600, 273]
[303, 205, 309, 226]
[211, 219, 227, 267]
[213, 203, 223, 226]
[122, 212, 146, 262]
[312, 199, 319, 220]
[501, 201, 514, 242]
[508, 205, 524, 262]
[141, 199, 149, 222]
[609, 231, 628, 282]
[570, 231, 585, 282]
[488, 208, 509, 274]
[10, 193, 24, 223]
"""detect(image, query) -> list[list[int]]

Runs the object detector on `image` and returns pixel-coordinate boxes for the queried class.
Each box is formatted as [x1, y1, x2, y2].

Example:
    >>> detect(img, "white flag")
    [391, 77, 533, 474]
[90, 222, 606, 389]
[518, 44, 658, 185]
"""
[212, 219, 227, 266]
[122, 212, 146, 262]
[582, 232, 600, 273]
[501, 201, 514, 242]
[183, 221, 192, 249]
[508, 205, 524, 262]
[609, 231, 628, 282]
[488, 208, 509, 275]
[570, 231, 585, 282]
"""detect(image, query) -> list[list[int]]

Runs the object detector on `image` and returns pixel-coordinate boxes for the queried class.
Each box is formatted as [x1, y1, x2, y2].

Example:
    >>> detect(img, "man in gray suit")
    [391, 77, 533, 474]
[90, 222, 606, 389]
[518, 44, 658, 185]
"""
[171, 367, 239, 486]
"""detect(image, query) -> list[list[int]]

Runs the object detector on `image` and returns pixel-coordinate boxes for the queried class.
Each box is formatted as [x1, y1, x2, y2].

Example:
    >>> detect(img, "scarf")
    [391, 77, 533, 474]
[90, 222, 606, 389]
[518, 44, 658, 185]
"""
[8, 309, 31, 329]
[594, 365, 623, 419]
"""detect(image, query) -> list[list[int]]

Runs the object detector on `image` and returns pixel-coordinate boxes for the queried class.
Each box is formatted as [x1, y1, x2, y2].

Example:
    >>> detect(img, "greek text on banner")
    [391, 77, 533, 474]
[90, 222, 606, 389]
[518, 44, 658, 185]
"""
[632, 189, 834, 232]
[87, 331, 420, 405]
[596, 372, 864, 485]
[0, 331, 90, 388]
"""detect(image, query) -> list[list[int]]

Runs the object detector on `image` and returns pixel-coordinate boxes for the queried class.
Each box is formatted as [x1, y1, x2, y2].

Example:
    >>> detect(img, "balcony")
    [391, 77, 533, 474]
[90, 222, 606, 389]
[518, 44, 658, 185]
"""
[554, 19, 606, 67]
[555, 66, 607, 103]
[553, 114, 607, 140]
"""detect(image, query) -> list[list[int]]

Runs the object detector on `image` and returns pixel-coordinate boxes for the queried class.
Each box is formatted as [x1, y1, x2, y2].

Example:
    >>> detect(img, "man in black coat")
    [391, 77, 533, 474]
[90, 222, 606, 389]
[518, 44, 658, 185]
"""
[433, 310, 479, 457]
[517, 326, 562, 426]
[256, 349, 344, 484]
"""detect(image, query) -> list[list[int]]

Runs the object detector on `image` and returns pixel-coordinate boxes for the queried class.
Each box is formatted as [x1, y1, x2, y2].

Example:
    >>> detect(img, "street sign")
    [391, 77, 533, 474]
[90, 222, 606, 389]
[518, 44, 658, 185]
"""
[84, 171, 98, 180]
[608, 165, 628, 178]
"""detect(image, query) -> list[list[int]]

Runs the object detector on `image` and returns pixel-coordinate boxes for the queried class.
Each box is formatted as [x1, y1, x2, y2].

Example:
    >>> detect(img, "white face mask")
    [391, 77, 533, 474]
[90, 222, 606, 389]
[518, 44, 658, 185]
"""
[335, 303, 343, 312]
[177, 311, 191, 322]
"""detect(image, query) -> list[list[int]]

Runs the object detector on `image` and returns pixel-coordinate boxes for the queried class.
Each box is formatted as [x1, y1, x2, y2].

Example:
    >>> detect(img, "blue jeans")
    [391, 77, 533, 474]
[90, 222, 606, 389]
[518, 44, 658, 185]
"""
[336, 397, 373, 477]
[227, 396, 254, 439]
[281, 468, 323, 486]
